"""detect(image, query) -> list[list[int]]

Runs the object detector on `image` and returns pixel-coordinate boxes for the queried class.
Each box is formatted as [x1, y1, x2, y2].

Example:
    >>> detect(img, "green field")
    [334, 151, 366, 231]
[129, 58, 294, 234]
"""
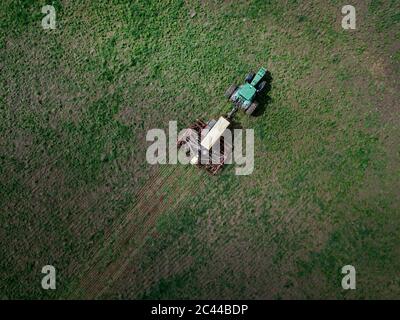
[0, 0, 399, 299]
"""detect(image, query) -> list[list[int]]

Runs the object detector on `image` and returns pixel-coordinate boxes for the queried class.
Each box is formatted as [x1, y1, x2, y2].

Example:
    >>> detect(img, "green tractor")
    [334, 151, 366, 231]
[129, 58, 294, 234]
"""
[225, 67, 267, 118]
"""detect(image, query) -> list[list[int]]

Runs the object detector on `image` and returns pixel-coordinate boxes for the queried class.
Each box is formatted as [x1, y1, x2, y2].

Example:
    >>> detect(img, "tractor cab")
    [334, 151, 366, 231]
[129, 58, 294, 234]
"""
[235, 82, 257, 107]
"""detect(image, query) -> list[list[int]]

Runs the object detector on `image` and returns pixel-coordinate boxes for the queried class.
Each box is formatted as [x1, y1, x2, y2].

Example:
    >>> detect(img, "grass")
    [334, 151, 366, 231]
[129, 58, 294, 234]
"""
[0, 0, 399, 299]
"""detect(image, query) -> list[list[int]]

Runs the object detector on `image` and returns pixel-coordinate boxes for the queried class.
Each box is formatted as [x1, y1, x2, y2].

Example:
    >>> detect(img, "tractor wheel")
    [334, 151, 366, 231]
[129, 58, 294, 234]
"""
[257, 80, 267, 92]
[245, 72, 255, 83]
[225, 84, 237, 99]
[246, 101, 258, 115]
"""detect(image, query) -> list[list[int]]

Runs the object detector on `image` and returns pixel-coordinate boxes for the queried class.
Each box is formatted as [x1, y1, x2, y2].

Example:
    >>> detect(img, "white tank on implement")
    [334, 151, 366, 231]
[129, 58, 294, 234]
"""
[200, 117, 230, 151]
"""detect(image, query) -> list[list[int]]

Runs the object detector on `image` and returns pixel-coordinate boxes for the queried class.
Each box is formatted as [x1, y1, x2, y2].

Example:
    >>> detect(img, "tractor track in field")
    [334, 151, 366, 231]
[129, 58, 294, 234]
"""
[91, 168, 205, 299]
[65, 165, 174, 272]
[105, 174, 211, 298]
[83, 169, 187, 298]
[69, 164, 207, 299]
[67, 165, 177, 297]
[95, 169, 207, 298]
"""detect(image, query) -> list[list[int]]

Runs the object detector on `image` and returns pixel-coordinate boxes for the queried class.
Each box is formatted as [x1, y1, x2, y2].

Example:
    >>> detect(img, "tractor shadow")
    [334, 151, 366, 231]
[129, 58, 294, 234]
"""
[252, 70, 273, 117]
